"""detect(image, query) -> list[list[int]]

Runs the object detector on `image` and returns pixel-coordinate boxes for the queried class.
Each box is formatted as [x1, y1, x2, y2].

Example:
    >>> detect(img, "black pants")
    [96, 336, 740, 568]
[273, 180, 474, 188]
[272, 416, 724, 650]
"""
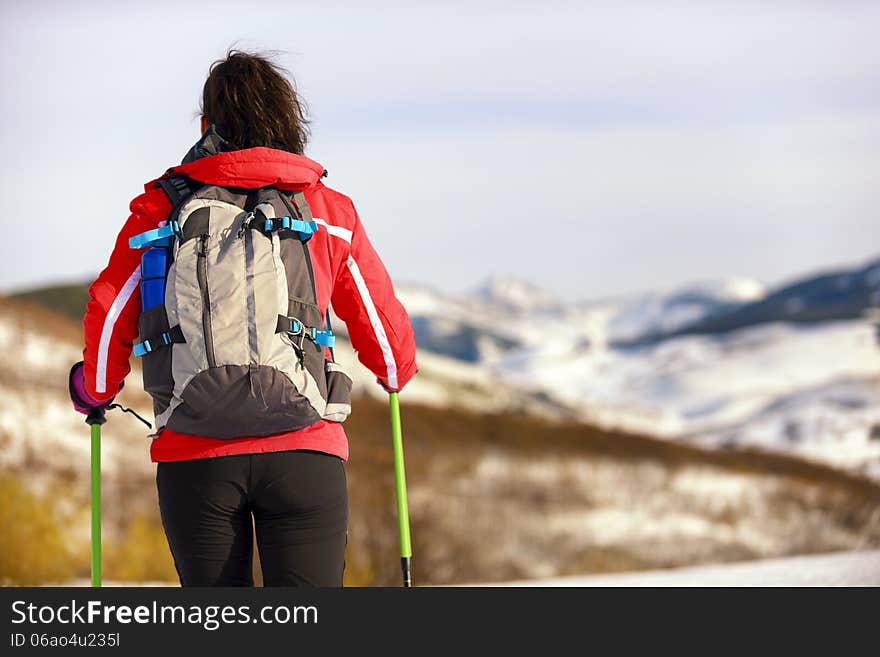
[156, 450, 348, 587]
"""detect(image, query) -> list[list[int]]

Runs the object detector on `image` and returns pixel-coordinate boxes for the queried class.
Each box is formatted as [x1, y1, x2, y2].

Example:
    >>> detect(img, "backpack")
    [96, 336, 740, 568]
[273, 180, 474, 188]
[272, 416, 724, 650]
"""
[128, 173, 352, 439]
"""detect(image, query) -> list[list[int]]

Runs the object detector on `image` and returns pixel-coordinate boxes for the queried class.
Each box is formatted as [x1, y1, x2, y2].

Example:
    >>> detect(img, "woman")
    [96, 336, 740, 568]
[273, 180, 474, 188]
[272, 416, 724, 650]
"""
[68, 50, 417, 587]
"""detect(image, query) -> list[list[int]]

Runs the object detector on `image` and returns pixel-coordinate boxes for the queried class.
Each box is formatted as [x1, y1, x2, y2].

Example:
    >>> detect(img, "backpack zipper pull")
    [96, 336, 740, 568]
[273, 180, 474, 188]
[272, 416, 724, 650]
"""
[198, 233, 208, 256]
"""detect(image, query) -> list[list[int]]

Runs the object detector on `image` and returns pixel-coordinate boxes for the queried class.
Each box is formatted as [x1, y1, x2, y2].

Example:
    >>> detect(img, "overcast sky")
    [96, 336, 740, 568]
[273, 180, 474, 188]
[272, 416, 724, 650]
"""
[1, 0, 878, 301]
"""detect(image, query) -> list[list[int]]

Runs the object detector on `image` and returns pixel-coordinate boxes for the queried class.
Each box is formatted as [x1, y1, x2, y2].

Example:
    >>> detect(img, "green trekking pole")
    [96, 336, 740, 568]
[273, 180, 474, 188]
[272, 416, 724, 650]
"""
[389, 392, 413, 587]
[85, 407, 105, 588]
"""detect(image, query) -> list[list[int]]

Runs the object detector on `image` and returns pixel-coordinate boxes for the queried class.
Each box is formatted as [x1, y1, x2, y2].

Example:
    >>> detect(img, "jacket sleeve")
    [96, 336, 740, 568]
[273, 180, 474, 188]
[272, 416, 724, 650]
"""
[330, 200, 417, 392]
[82, 189, 169, 398]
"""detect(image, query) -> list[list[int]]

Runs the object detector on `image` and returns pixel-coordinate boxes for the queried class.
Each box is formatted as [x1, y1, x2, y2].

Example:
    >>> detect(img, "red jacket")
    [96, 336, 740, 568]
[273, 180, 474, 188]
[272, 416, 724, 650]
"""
[82, 146, 417, 462]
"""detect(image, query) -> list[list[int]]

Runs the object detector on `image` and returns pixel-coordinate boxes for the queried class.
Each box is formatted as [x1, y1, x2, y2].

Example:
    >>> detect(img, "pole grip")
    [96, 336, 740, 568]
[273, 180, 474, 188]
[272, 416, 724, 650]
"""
[389, 392, 413, 585]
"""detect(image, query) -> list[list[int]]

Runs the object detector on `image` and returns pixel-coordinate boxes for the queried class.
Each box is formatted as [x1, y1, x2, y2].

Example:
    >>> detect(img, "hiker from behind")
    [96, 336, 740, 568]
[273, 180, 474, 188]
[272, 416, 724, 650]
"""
[68, 50, 417, 586]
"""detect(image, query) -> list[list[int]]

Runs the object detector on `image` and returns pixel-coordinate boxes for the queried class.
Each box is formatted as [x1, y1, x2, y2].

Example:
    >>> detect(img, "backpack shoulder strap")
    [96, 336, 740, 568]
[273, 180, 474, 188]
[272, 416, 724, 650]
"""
[156, 172, 196, 209]
[129, 174, 199, 249]
[290, 191, 314, 222]
[286, 190, 336, 361]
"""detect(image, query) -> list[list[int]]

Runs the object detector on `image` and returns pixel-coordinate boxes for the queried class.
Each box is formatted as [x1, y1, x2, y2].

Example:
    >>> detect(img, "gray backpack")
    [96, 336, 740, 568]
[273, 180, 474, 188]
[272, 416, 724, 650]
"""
[129, 175, 352, 438]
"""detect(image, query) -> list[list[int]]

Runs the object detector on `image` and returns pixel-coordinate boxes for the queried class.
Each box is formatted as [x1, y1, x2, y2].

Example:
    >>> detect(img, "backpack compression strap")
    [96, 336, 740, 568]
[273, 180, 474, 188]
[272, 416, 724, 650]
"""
[239, 204, 318, 241]
[132, 325, 186, 357]
[248, 213, 318, 237]
[129, 222, 180, 249]
[276, 316, 335, 348]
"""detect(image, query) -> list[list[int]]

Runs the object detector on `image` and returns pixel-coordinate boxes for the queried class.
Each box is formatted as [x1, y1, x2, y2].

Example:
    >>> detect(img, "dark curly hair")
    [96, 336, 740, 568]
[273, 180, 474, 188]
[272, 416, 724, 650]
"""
[201, 49, 310, 155]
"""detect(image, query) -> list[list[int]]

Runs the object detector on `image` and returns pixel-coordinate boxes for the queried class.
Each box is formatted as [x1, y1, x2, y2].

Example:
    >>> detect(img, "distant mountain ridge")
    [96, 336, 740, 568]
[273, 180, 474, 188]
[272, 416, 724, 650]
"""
[606, 277, 767, 344]
[474, 275, 564, 314]
[662, 258, 880, 339]
[14, 257, 879, 351]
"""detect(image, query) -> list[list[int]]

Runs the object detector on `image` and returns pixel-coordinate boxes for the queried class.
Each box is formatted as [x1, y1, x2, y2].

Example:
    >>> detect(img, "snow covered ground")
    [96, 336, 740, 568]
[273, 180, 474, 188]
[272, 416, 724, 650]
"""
[60, 550, 880, 586]
[498, 319, 880, 477]
[0, 301, 156, 482]
[494, 549, 880, 587]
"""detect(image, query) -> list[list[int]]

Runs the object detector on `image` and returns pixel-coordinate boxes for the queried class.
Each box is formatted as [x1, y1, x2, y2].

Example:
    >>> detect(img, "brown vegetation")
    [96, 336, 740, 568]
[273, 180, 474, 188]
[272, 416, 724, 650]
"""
[341, 396, 880, 585]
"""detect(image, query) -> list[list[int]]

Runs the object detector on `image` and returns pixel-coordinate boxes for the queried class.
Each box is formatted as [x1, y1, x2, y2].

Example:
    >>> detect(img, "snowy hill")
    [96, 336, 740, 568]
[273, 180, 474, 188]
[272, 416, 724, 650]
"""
[606, 277, 766, 343]
[0, 299, 156, 486]
[473, 275, 564, 315]
[391, 256, 880, 478]
[499, 320, 880, 477]
[391, 274, 772, 364]
[665, 258, 880, 338]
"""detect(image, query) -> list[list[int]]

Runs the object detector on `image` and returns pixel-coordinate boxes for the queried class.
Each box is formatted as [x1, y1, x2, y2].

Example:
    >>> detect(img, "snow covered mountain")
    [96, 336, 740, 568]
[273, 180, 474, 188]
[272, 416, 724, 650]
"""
[663, 258, 880, 339]
[392, 256, 880, 478]
[388, 273, 771, 364]
[606, 277, 766, 344]
[473, 276, 564, 315]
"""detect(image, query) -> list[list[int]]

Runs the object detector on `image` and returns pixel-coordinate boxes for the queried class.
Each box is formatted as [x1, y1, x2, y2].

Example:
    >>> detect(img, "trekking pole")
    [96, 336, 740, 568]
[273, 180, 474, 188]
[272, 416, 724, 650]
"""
[389, 392, 413, 587]
[85, 407, 106, 588]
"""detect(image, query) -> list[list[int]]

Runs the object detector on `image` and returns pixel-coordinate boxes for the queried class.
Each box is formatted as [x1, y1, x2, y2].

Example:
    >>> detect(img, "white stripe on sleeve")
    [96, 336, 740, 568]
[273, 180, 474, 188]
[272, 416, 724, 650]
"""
[345, 254, 398, 390]
[95, 265, 141, 394]
[314, 218, 353, 244]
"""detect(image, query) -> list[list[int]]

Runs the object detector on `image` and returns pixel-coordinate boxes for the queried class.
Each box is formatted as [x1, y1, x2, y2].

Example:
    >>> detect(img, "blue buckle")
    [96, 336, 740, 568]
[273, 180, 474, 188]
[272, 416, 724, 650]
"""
[291, 219, 317, 235]
[258, 216, 318, 241]
[133, 340, 152, 357]
[314, 330, 335, 348]
[280, 318, 332, 346]
[262, 217, 317, 234]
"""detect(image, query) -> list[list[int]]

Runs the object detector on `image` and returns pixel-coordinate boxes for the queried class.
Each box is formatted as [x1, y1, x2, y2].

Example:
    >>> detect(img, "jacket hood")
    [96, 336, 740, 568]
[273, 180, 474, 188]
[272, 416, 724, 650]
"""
[167, 124, 325, 191]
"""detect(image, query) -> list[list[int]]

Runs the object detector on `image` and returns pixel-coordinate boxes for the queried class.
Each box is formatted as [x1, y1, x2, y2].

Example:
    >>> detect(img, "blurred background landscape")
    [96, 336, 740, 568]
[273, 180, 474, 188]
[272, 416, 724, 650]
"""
[1, 1, 879, 585]
[3, 257, 879, 585]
